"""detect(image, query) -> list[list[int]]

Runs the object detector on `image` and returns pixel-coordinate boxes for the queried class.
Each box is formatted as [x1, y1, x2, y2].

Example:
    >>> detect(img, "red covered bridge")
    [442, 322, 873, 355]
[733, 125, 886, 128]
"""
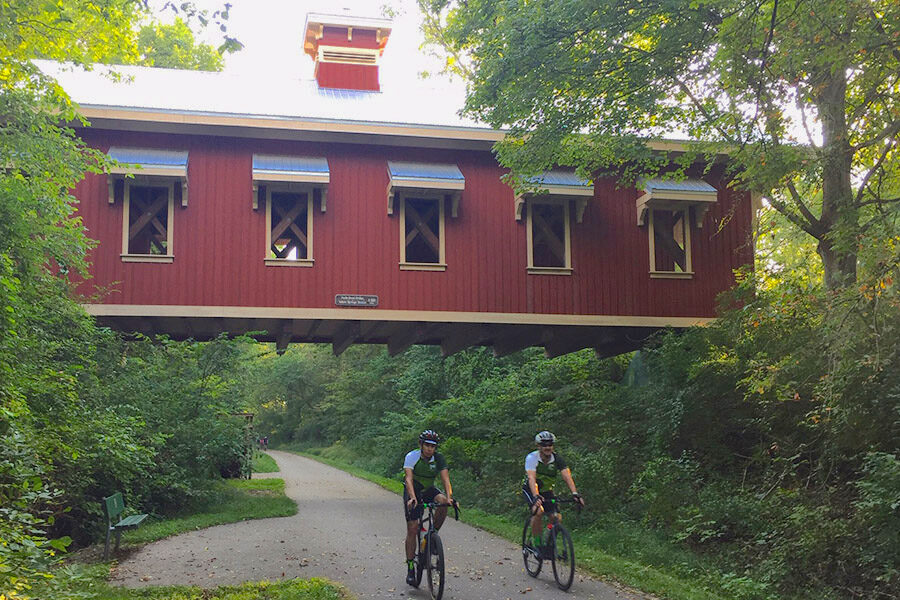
[55, 11, 755, 358]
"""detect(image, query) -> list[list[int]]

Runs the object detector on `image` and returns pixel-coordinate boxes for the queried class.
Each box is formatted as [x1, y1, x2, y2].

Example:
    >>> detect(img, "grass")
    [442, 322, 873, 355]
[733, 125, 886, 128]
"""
[288, 448, 729, 600]
[123, 478, 296, 545]
[252, 451, 279, 473]
[38, 479, 346, 600]
[36, 564, 351, 600]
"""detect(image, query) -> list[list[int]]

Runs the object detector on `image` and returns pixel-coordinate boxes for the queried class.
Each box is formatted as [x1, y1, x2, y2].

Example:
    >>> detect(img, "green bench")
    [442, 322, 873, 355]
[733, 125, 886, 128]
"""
[103, 492, 148, 560]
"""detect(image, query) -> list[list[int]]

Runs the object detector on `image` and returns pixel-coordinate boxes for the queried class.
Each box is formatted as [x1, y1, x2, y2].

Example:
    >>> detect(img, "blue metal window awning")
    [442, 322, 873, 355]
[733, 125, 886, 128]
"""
[107, 147, 189, 205]
[515, 170, 594, 222]
[108, 147, 188, 177]
[252, 154, 330, 211]
[636, 178, 718, 227]
[387, 161, 465, 216]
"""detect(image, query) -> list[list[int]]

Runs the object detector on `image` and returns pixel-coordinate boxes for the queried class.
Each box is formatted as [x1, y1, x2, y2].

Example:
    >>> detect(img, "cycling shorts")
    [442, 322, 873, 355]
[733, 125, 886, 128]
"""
[522, 483, 558, 514]
[403, 484, 442, 522]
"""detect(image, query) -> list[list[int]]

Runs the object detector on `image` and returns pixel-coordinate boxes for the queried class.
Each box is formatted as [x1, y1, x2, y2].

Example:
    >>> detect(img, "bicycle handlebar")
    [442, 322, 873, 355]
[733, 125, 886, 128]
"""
[421, 500, 460, 520]
[535, 495, 583, 513]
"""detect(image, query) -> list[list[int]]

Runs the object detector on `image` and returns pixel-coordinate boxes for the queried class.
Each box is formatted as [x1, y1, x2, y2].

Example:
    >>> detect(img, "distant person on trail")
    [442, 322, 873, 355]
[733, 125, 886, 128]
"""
[523, 431, 584, 554]
[403, 429, 456, 586]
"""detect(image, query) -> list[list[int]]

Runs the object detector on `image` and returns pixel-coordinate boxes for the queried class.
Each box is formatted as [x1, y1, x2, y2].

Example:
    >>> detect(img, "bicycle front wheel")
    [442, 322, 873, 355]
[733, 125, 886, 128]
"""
[425, 532, 445, 600]
[521, 517, 542, 577]
[414, 531, 425, 587]
[550, 524, 575, 590]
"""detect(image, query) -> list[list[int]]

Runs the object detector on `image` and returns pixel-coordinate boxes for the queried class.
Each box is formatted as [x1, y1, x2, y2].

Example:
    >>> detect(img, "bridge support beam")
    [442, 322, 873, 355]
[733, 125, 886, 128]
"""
[275, 321, 293, 355]
[387, 323, 426, 356]
[332, 321, 360, 356]
[492, 326, 543, 357]
[543, 326, 606, 359]
[440, 323, 490, 357]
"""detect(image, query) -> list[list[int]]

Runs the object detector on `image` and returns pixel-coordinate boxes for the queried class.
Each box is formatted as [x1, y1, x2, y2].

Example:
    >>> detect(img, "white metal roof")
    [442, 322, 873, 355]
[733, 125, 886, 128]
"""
[37, 60, 488, 133]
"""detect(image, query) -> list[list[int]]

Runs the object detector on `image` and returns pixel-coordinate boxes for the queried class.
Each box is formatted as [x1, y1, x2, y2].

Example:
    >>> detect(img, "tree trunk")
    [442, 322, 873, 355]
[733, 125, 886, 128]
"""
[818, 237, 858, 291]
[815, 69, 858, 290]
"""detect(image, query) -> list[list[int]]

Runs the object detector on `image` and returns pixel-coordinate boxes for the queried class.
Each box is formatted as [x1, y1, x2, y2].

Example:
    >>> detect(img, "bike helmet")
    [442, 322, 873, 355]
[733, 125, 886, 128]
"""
[535, 431, 557, 445]
[419, 429, 440, 445]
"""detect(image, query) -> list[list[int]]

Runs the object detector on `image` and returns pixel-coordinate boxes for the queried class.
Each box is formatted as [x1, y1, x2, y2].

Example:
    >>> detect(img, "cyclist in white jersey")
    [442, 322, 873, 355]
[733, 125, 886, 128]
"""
[402, 429, 456, 586]
[523, 431, 584, 552]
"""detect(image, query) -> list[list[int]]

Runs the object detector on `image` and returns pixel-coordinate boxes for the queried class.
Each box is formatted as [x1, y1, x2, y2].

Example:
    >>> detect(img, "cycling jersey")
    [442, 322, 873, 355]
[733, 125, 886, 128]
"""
[403, 449, 448, 489]
[524, 450, 568, 493]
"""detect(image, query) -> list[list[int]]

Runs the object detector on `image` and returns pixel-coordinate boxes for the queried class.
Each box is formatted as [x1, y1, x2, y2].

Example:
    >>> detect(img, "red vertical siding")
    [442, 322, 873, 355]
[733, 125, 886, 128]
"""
[316, 63, 380, 91]
[73, 130, 753, 319]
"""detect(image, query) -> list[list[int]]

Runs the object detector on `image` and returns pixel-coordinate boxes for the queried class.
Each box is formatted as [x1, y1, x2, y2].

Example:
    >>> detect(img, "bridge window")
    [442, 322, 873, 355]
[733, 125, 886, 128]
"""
[121, 180, 176, 263]
[526, 200, 572, 274]
[513, 170, 591, 276]
[265, 186, 313, 266]
[387, 161, 463, 272]
[649, 208, 692, 277]
[107, 147, 187, 264]
[636, 178, 717, 279]
[400, 193, 446, 270]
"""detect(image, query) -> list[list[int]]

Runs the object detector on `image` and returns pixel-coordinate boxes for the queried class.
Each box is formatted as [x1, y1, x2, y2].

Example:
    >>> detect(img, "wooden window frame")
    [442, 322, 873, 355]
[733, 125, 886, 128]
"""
[264, 184, 314, 267]
[120, 177, 175, 263]
[649, 206, 694, 279]
[399, 191, 446, 271]
[526, 198, 572, 275]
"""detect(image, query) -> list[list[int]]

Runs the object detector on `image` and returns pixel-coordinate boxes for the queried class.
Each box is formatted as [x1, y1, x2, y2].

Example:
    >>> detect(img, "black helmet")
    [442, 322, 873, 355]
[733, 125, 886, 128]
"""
[419, 429, 440, 445]
[535, 430, 557, 445]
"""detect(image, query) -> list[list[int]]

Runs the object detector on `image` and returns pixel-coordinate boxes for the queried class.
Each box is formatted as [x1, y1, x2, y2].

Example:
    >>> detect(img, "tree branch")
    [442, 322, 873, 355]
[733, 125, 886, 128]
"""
[784, 180, 823, 234]
[767, 187, 819, 238]
[859, 196, 900, 208]
[854, 138, 895, 206]
[752, 0, 779, 124]
[851, 120, 900, 153]
[867, 6, 900, 64]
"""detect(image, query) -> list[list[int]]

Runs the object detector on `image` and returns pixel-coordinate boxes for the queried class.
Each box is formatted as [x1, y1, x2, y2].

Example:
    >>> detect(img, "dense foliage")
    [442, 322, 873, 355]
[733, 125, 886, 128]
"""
[252, 268, 899, 599]
[136, 18, 228, 71]
[0, 2, 239, 597]
[418, 0, 900, 289]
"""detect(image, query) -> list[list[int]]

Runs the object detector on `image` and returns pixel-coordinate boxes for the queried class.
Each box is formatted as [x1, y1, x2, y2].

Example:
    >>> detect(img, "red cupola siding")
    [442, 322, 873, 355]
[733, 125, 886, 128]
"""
[303, 13, 392, 92]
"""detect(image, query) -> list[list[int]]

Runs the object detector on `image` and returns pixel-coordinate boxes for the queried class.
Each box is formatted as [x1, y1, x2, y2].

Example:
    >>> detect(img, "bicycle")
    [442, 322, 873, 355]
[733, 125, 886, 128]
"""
[521, 496, 581, 591]
[412, 500, 459, 600]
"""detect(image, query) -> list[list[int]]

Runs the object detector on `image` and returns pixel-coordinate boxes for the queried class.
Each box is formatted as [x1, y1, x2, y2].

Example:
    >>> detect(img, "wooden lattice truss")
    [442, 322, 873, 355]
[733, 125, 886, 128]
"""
[531, 203, 567, 267]
[128, 185, 170, 254]
[404, 198, 440, 262]
[270, 192, 309, 259]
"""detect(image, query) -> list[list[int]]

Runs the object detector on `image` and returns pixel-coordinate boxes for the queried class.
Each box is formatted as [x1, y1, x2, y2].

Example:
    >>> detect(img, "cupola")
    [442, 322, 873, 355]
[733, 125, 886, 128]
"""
[303, 12, 393, 92]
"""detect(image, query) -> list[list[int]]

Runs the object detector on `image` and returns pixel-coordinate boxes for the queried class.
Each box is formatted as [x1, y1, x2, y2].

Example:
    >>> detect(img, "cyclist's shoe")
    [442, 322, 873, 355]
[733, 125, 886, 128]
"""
[540, 545, 555, 560]
[406, 569, 417, 586]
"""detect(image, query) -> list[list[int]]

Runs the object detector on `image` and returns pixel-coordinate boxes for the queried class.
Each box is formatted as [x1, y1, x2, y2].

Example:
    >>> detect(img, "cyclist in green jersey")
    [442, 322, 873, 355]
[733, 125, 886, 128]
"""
[523, 431, 584, 552]
[403, 429, 456, 586]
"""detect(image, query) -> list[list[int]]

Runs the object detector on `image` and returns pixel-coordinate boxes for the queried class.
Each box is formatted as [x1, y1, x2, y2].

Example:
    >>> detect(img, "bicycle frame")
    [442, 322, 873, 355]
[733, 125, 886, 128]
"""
[414, 501, 459, 599]
[529, 495, 581, 529]
[522, 495, 581, 590]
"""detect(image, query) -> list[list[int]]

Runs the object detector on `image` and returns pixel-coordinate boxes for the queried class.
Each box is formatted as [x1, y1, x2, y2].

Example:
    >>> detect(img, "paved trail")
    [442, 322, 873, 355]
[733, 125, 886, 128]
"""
[112, 451, 643, 600]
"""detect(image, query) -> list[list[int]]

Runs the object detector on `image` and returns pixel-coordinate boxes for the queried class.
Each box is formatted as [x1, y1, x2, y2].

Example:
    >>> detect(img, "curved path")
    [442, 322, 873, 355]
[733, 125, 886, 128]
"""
[112, 450, 643, 600]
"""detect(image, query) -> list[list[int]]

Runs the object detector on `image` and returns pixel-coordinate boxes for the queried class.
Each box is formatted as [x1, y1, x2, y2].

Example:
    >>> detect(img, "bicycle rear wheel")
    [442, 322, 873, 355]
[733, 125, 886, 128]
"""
[521, 517, 542, 577]
[425, 532, 445, 600]
[550, 524, 575, 590]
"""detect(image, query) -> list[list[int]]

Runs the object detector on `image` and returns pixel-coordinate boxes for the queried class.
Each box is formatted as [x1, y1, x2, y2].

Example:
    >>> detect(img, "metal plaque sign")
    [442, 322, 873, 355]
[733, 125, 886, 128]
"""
[335, 294, 379, 307]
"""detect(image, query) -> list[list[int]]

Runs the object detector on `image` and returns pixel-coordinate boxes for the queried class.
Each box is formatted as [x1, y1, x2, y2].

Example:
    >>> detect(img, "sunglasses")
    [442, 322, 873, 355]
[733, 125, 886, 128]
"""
[539, 442, 554, 447]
